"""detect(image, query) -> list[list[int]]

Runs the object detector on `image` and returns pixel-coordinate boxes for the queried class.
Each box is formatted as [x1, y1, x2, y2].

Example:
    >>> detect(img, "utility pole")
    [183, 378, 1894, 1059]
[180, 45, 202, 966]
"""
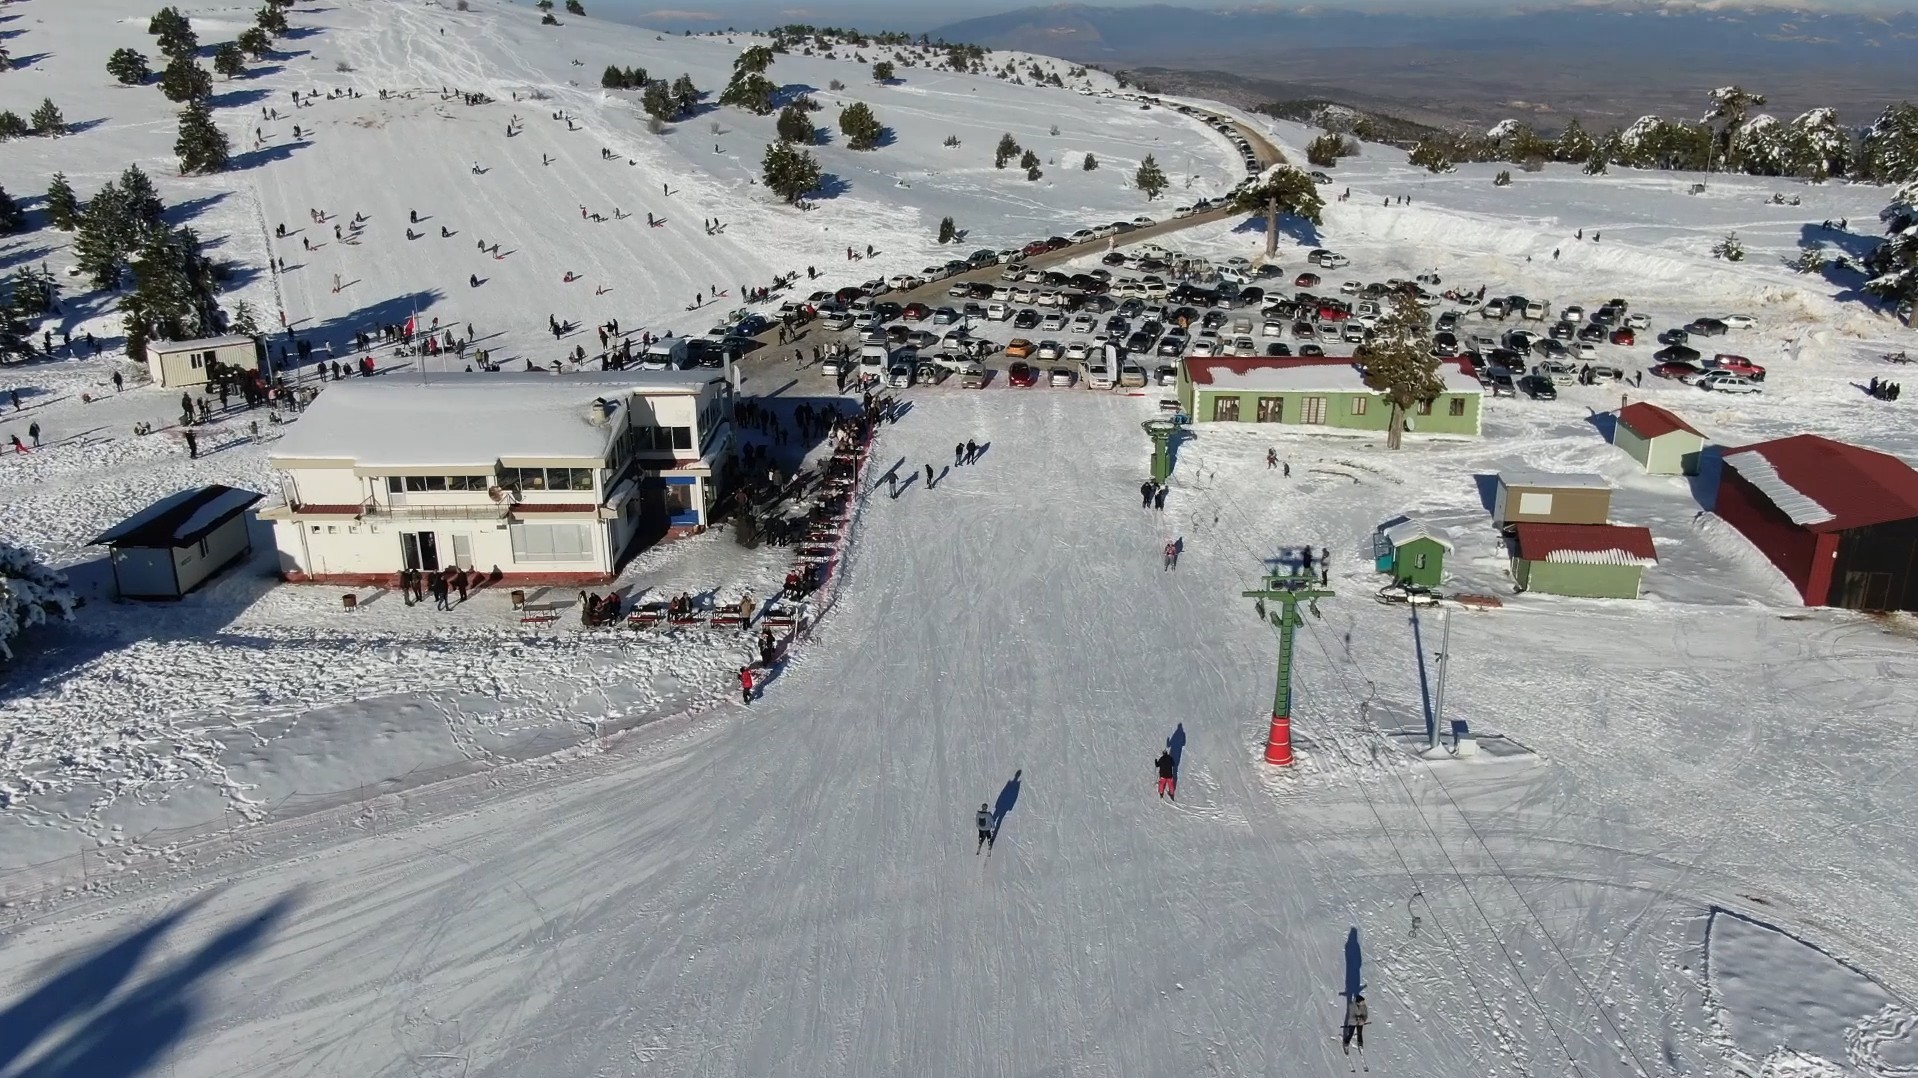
[1428, 603, 1451, 751]
[1141, 418, 1183, 485]
[1243, 550, 1334, 766]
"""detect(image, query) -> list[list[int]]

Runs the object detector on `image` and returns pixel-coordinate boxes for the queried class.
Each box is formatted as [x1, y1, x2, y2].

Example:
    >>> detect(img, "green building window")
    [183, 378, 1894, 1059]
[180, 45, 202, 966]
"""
[1212, 397, 1240, 422]
[1415, 399, 1434, 416]
[1449, 397, 1466, 417]
[1350, 397, 1368, 415]
[1256, 396, 1284, 423]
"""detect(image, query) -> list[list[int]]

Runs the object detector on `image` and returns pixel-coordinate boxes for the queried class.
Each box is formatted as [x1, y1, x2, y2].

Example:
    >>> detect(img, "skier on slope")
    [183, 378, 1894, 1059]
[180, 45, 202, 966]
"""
[975, 803, 996, 853]
[1155, 748, 1178, 800]
[1342, 994, 1368, 1054]
[738, 666, 756, 704]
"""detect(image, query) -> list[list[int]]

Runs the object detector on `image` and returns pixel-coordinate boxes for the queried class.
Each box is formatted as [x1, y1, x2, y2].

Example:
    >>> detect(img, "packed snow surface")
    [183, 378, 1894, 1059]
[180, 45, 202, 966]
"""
[2, 1, 1918, 1076]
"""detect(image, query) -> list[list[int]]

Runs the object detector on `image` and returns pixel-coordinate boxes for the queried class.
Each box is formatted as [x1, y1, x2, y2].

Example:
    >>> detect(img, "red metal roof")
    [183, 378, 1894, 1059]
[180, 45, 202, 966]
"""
[1722, 434, 1918, 533]
[1616, 401, 1702, 441]
[1513, 523, 1658, 564]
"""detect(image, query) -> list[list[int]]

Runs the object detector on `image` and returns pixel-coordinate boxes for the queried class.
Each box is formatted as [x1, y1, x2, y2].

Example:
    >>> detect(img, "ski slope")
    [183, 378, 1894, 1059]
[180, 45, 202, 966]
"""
[5, 1, 1918, 1075]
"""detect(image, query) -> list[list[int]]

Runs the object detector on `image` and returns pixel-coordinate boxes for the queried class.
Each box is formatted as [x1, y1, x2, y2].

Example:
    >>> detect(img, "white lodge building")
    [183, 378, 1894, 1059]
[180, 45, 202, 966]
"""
[261, 371, 735, 585]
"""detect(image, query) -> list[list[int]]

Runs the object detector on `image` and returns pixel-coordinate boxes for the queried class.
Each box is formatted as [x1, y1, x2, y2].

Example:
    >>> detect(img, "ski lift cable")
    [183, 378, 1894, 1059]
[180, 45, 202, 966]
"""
[1301, 616, 1600, 1077]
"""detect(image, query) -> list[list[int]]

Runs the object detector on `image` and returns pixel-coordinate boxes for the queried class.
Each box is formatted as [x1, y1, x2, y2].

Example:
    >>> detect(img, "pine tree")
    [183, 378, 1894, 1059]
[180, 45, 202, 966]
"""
[1018, 148, 1039, 170]
[1083, 152, 1097, 171]
[872, 60, 894, 82]
[565, 0, 585, 13]
[1134, 154, 1168, 200]
[994, 132, 1019, 169]
[160, 54, 212, 102]
[1702, 86, 1766, 171]
[30, 98, 65, 136]
[601, 64, 624, 89]
[775, 104, 815, 144]
[237, 26, 272, 59]
[1408, 141, 1453, 173]
[1306, 133, 1344, 167]
[0, 539, 77, 664]
[119, 164, 166, 229]
[535, 0, 553, 8]
[73, 186, 130, 290]
[255, 4, 288, 36]
[642, 81, 675, 122]
[1553, 117, 1594, 163]
[671, 74, 699, 115]
[228, 298, 261, 337]
[108, 47, 152, 84]
[839, 101, 882, 150]
[0, 45, 10, 73]
[760, 141, 821, 203]
[0, 186, 23, 235]
[1228, 164, 1324, 259]
[1026, 165, 1043, 181]
[213, 41, 245, 78]
[937, 215, 956, 243]
[156, 13, 199, 58]
[1711, 231, 1745, 262]
[46, 173, 80, 231]
[148, 6, 189, 38]
[0, 112, 25, 140]
[1493, 169, 1512, 187]
[1360, 291, 1442, 450]
[176, 98, 230, 173]
[1860, 103, 1918, 186]
[719, 71, 775, 114]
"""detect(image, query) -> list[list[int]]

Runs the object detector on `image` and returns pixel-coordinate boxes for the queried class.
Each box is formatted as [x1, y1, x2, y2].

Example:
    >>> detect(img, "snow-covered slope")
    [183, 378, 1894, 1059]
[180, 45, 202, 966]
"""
[5, 3, 1918, 1077]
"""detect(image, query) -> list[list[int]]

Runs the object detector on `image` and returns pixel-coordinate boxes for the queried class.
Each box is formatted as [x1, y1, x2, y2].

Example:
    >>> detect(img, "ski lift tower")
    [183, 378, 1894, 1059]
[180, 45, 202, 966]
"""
[1242, 548, 1334, 766]
[1141, 417, 1186, 486]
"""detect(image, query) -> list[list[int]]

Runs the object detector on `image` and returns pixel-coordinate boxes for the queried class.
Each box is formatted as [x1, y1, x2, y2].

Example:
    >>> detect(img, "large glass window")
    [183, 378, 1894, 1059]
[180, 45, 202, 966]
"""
[388, 475, 488, 493]
[509, 522, 594, 563]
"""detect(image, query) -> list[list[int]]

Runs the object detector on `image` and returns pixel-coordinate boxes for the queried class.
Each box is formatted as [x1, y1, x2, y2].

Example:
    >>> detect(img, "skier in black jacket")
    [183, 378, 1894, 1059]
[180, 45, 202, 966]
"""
[1155, 750, 1178, 799]
[975, 803, 996, 853]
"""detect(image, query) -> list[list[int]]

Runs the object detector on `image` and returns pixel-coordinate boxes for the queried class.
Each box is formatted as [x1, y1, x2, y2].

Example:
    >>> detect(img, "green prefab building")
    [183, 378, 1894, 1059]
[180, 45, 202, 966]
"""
[1612, 401, 1707, 476]
[1375, 515, 1452, 587]
[1510, 523, 1658, 599]
[1178, 357, 1482, 437]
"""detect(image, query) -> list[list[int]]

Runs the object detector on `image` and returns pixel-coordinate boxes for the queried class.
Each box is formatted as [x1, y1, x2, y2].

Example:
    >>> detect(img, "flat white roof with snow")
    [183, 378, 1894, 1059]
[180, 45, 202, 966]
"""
[148, 334, 258, 353]
[272, 372, 723, 468]
[1498, 469, 1610, 491]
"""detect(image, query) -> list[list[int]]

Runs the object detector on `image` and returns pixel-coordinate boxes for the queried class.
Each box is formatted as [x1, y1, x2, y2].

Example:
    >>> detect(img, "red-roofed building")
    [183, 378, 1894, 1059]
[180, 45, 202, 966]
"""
[1510, 523, 1658, 599]
[1611, 402, 1707, 476]
[1717, 434, 1918, 610]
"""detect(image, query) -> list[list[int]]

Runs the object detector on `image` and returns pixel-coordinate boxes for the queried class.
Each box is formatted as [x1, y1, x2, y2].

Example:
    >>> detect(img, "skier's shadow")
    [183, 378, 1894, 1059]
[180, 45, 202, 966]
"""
[1167, 722, 1185, 771]
[992, 769, 1022, 829]
[1343, 925, 1365, 999]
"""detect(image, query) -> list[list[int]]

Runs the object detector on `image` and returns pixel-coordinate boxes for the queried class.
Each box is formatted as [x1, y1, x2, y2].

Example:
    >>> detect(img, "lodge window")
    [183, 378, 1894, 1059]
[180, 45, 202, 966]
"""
[509, 522, 594, 563]
[1350, 397, 1368, 415]
[499, 467, 596, 492]
[386, 475, 491, 492]
[1255, 396, 1283, 423]
[1415, 399, 1434, 416]
[1448, 397, 1466, 417]
[629, 426, 695, 453]
[1300, 396, 1328, 425]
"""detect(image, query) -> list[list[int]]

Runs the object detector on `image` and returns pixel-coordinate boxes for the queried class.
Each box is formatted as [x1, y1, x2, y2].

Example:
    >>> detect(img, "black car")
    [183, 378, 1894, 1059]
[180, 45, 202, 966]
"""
[1157, 336, 1187, 357]
[1041, 271, 1071, 287]
[1013, 309, 1042, 329]
[1202, 310, 1229, 330]
[1687, 317, 1728, 337]
[1102, 252, 1129, 267]
[1518, 373, 1558, 400]
[1126, 331, 1157, 352]
[1488, 369, 1516, 395]
[1436, 312, 1460, 332]
[1576, 324, 1608, 343]
[967, 249, 999, 268]
[1653, 344, 1702, 364]
[1298, 343, 1325, 357]
[1549, 321, 1576, 341]
[1264, 342, 1292, 357]
[1106, 315, 1131, 337]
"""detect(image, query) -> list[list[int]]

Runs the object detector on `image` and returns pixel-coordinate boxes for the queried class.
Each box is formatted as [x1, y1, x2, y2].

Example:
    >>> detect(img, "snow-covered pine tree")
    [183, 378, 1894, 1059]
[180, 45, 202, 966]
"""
[108, 47, 151, 84]
[760, 141, 821, 203]
[1553, 117, 1594, 163]
[775, 104, 815, 144]
[72, 185, 129, 290]
[0, 111, 26, 140]
[255, 4, 289, 36]
[229, 298, 261, 337]
[176, 98, 230, 173]
[1408, 141, 1453, 173]
[0, 540, 77, 663]
[156, 13, 198, 58]
[1861, 103, 1918, 186]
[642, 81, 675, 121]
[1360, 291, 1443, 450]
[839, 101, 882, 150]
[237, 26, 272, 60]
[1228, 164, 1324, 259]
[1787, 107, 1849, 179]
[565, 0, 585, 13]
[671, 73, 699, 115]
[1134, 154, 1168, 199]
[119, 164, 165, 228]
[1864, 186, 1918, 310]
[1082, 152, 1097, 170]
[45, 173, 80, 230]
[872, 60, 894, 82]
[1702, 86, 1766, 170]
[1711, 231, 1745, 261]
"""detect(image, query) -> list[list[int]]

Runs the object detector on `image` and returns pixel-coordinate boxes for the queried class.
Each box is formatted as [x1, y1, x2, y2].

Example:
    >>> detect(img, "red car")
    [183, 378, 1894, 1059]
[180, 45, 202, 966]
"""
[1710, 353, 1767, 380]
[1007, 361, 1039, 387]
[1650, 360, 1703, 380]
[1021, 240, 1051, 257]
[1609, 327, 1635, 346]
[1295, 272, 1321, 287]
[901, 303, 930, 322]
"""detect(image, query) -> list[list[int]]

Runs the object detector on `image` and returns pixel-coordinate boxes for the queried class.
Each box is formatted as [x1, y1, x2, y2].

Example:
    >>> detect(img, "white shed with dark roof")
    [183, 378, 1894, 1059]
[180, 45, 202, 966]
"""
[90, 485, 264, 599]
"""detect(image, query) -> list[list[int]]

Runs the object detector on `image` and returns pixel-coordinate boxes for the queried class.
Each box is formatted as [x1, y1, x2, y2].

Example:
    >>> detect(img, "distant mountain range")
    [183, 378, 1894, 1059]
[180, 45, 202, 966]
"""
[927, 3, 1918, 130]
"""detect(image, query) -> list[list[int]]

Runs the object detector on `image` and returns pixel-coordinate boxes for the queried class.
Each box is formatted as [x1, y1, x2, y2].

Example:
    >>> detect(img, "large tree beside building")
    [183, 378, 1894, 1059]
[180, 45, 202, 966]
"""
[1360, 291, 1443, 450]
[1229, 164, 1324, 259]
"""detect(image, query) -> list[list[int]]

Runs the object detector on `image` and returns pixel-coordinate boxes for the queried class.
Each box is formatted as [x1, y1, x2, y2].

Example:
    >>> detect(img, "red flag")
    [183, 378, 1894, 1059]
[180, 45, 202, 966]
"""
[403, 315, 416, 337]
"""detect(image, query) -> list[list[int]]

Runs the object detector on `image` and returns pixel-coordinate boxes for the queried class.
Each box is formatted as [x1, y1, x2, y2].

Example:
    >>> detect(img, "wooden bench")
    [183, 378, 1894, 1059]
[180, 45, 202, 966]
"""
[520, 602, 562, 624]
[627, 603, 669, 627]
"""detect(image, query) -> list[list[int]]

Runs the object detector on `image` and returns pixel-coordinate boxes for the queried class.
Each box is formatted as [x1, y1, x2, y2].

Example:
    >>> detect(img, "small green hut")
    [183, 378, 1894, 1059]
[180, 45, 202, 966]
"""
[1375, 515, 1452, 587]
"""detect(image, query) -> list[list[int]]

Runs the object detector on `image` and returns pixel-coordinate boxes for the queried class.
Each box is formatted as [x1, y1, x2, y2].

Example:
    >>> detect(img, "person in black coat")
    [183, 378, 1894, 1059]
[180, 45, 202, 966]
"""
[1155, 749, 1178, 799]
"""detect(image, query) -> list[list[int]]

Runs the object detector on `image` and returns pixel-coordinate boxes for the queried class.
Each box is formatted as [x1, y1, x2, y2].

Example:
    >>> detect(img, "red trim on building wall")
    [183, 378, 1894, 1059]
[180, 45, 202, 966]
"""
[1717, 468, 1822, 603]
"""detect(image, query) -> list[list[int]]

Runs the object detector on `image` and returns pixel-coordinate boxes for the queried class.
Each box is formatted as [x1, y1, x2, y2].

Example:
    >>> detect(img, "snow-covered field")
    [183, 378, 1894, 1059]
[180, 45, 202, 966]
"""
[4, 1, 1918, 1075]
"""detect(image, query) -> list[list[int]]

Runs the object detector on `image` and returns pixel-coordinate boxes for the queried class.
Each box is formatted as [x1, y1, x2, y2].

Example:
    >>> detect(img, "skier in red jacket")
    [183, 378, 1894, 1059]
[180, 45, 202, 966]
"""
[738, 666, 756, 704]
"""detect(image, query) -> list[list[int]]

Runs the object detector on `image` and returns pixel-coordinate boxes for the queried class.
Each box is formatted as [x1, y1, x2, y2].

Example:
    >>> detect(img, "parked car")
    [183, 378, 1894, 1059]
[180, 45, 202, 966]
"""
[1118, 361, 1149, 388]
[1686, 317, 1728, 337]
[1048, 366, 1076, 388]
[1609, 328, 1635, 346]
[1295, 272, 1321, 288]
[1155, 364, 1178, 386]
[1005, 338, 1035, 359]
[1650, 360, 1704, 380]
[1264, 343, 1293, 357]
[1483, 298, 1509, 319]
[1035, 339, 1064, 361]
[1696, 371, 1763, 393]
[1653, 344, 1702, 364]
[1007, 361, 1038, 387]
[1722, 314, 1757, 330]
[1013, 309, 1041, 330]
[1708, 354, 1767, 380]
[1518, 373, 1559, 400]
[887, 364, 913, 388]
[1298, 344, 1325, 357]
[820, 309, 855, 331]
[1625, 313, 1651, 329]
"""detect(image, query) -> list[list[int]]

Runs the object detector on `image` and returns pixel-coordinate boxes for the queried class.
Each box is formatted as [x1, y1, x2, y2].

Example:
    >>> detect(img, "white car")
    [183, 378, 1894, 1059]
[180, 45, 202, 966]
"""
[1697, 371, 1763, 393]
[1035, 339, 1063, 360]
[1316, 252, 1350, 268]
[886, 274, 917, 290]
[1064, 341, 1091, 362]
[1011, 287, 1036, 304]
[987, 302, 1011, 321]
[1340, 280, 1363, 295]
[1562, 305, 1585, 323]
[999, 265, 1025, 282]
[820, 310, 854, 331]
[1034, 291, 1062, 308]
[1040, 312, 1066, 332]
[1085, 361, 1115, 389]
[1722, 314, 1757, 330]
[1070, 314, 1097, 334]
[1262, 320, 1286, 338]
[1131, 216, 1156, 227]
[1625, 313, 1652, 329]
[1575, 342, 1597, 360]
[1070, 228, 1097, 243]
[1189, 338, 1219, 358]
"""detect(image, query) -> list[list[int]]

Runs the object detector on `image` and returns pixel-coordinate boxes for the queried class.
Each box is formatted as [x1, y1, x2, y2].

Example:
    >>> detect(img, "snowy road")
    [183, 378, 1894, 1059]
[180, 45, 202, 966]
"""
[13, 393, 1918, 1076]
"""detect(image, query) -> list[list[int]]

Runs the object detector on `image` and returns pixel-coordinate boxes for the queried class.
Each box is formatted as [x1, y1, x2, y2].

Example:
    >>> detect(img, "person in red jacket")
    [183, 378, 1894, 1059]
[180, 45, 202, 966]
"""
[738, 666, 756, 704]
